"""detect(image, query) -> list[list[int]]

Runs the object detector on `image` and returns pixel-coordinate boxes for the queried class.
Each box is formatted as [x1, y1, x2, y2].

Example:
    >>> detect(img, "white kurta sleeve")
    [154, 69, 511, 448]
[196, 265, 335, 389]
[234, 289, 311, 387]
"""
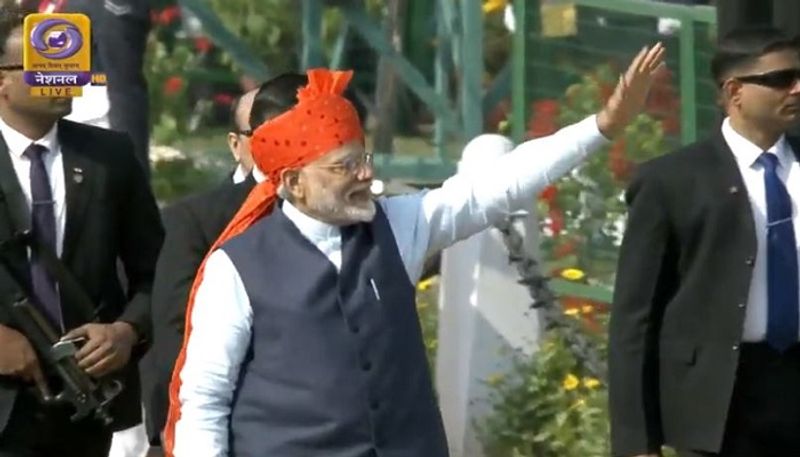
[382, 115, 608, 283]
[172, 249, 253, 457]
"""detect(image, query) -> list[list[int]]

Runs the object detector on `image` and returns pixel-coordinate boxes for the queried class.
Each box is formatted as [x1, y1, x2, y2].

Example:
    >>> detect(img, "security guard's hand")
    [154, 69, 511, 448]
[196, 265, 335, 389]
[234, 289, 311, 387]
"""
[0, 323, 51, 399]
[61, 321, 138, 377]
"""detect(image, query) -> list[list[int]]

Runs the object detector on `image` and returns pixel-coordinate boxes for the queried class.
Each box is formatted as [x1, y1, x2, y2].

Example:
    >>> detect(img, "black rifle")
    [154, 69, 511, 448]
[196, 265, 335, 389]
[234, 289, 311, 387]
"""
[0, 231, 122, 425]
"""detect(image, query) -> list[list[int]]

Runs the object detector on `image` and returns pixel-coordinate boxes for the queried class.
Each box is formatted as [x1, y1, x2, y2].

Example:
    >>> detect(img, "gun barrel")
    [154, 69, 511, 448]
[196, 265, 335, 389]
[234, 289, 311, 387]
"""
[6, 298, 61, 371]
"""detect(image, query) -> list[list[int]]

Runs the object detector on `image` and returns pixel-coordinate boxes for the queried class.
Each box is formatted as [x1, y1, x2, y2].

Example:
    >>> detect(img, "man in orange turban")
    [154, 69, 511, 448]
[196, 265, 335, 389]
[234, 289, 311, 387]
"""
[166, 43, 665, 457]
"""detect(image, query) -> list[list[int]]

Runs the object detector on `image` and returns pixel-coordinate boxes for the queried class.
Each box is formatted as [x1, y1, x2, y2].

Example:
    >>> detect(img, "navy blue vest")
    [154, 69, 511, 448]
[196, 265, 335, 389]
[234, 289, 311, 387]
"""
[221, 205, 449, 457]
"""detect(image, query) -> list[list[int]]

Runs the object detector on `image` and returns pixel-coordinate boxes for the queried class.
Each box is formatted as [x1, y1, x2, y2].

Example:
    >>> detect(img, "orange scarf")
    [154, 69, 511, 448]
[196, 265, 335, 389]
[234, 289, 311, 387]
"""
[162, 68, 364, 456]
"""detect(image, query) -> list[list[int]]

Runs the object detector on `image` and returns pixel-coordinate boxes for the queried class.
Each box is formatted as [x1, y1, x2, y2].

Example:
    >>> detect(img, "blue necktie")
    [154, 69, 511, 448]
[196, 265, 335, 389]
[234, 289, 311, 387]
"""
[24, 143, 63, 330]
[758, 152, 799, 352]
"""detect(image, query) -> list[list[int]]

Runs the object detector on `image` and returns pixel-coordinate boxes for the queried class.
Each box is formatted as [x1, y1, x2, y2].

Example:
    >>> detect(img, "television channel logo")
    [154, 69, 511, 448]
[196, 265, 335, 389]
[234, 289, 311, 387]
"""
[23, 13, 92, 97]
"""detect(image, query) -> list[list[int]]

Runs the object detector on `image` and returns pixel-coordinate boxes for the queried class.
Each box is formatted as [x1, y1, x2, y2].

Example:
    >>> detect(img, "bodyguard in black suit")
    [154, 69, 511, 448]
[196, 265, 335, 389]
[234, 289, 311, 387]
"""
[609, 27, 800, 457]
[143, 73, 309, 444]
[0, 6, 163, 457]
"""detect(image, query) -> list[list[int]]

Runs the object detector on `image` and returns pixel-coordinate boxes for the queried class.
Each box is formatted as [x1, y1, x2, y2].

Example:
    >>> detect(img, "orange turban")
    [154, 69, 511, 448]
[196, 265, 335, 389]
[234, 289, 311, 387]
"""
[162, 68, 364, 456]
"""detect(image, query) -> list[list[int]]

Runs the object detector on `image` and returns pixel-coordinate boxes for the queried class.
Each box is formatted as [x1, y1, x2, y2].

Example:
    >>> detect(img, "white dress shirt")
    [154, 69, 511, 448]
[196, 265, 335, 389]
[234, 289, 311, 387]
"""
[231, 163, 248, 184]
[722, 118, 800, 342]
[0, 118, 66, 256]
[232, 164, 266, 185]
[172, 115, 609, 457]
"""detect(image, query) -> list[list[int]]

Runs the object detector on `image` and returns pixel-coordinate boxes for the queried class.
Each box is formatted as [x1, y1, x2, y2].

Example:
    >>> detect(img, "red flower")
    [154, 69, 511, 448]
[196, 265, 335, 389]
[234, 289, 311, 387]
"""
[548, 208, 564, 235]
[527, 99, 560, 138]
[560, 296, 609, 333]
[163, 76, 184, 95]
[539, 185, 558, 205]
[560, 296, 583, 311]
[608, 139, 634, 182]
[213, 93, 235, 106]
[194, 36, 213, 53]
[155, 6, 181, 26]
[553, 239, 576, 259]
[646, 66, 681, 136]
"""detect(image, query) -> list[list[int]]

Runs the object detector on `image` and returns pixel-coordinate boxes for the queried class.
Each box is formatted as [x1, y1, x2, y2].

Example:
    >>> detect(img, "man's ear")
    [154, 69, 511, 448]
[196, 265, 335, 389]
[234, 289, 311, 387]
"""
[0, 71, 10, 98]
[280, 169, 303, 200]
[226, 132, 241, 162]
[721, 78, 743, 109]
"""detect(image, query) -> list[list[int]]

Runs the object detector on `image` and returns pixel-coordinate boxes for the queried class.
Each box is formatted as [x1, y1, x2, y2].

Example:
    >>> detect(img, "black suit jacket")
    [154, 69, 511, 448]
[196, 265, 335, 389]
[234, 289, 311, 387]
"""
[142, 174, 255, 442]
[0, 120, 164, 432]
[608, 132, 800, 455]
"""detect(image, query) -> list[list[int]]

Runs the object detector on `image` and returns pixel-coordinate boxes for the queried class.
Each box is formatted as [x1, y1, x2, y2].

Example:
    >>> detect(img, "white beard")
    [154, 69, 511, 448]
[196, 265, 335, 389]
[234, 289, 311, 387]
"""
[309, 192, 377, 225]
[341, 200, 377, 223]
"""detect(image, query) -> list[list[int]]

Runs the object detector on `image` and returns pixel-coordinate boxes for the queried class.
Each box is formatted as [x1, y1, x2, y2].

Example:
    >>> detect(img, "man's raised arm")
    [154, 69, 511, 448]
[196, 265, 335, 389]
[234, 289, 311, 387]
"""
[402, 43, 666, 259]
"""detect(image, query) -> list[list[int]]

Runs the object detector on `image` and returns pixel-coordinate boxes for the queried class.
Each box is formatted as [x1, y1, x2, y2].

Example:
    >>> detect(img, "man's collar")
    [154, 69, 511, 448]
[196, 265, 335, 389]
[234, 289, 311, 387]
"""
[231, 163, 247, 184]
[281, 199, 339, 243]
[231, 165, 267, 184]
[722, 117, 792, 168]
[252, 166, 266, 183]
[0, 116, 59, 158]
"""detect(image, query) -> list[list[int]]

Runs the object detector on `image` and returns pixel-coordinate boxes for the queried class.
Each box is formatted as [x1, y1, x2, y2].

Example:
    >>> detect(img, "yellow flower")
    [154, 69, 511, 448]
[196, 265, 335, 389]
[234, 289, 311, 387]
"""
[581, 305, 594, 314]
[562, 374, 580, 391]
[560, 268, 586, 281]
[583, 377, 601, 389]
[482, 0, 508, 13]
[417, 277, 435, 291]
[563, 308, 580, 317]
[486, 373, 505, 386]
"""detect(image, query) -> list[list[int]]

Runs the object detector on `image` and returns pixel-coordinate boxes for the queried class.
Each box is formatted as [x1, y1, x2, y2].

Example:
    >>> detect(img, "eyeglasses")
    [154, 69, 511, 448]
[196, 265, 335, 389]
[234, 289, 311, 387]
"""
[230, 129, 252, 137]
[734, 68, 800, 89]
[311, 151, 373, 176]
[0, 64, 24, 71]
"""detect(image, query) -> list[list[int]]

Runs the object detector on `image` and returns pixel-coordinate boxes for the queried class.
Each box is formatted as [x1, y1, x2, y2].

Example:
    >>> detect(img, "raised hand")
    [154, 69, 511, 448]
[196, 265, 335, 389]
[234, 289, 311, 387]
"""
[596, 42, 666, 139]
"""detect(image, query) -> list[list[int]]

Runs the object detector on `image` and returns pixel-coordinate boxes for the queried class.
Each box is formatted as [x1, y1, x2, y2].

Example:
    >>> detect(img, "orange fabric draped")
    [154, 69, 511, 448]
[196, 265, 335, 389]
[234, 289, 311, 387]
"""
[162, 68, 364, 456]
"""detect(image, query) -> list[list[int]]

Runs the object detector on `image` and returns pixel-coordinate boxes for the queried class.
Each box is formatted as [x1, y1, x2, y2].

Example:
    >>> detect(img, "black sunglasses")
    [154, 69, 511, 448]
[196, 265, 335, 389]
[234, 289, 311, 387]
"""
[0, 64, 24, 71]
[734, 68, 800, 89]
